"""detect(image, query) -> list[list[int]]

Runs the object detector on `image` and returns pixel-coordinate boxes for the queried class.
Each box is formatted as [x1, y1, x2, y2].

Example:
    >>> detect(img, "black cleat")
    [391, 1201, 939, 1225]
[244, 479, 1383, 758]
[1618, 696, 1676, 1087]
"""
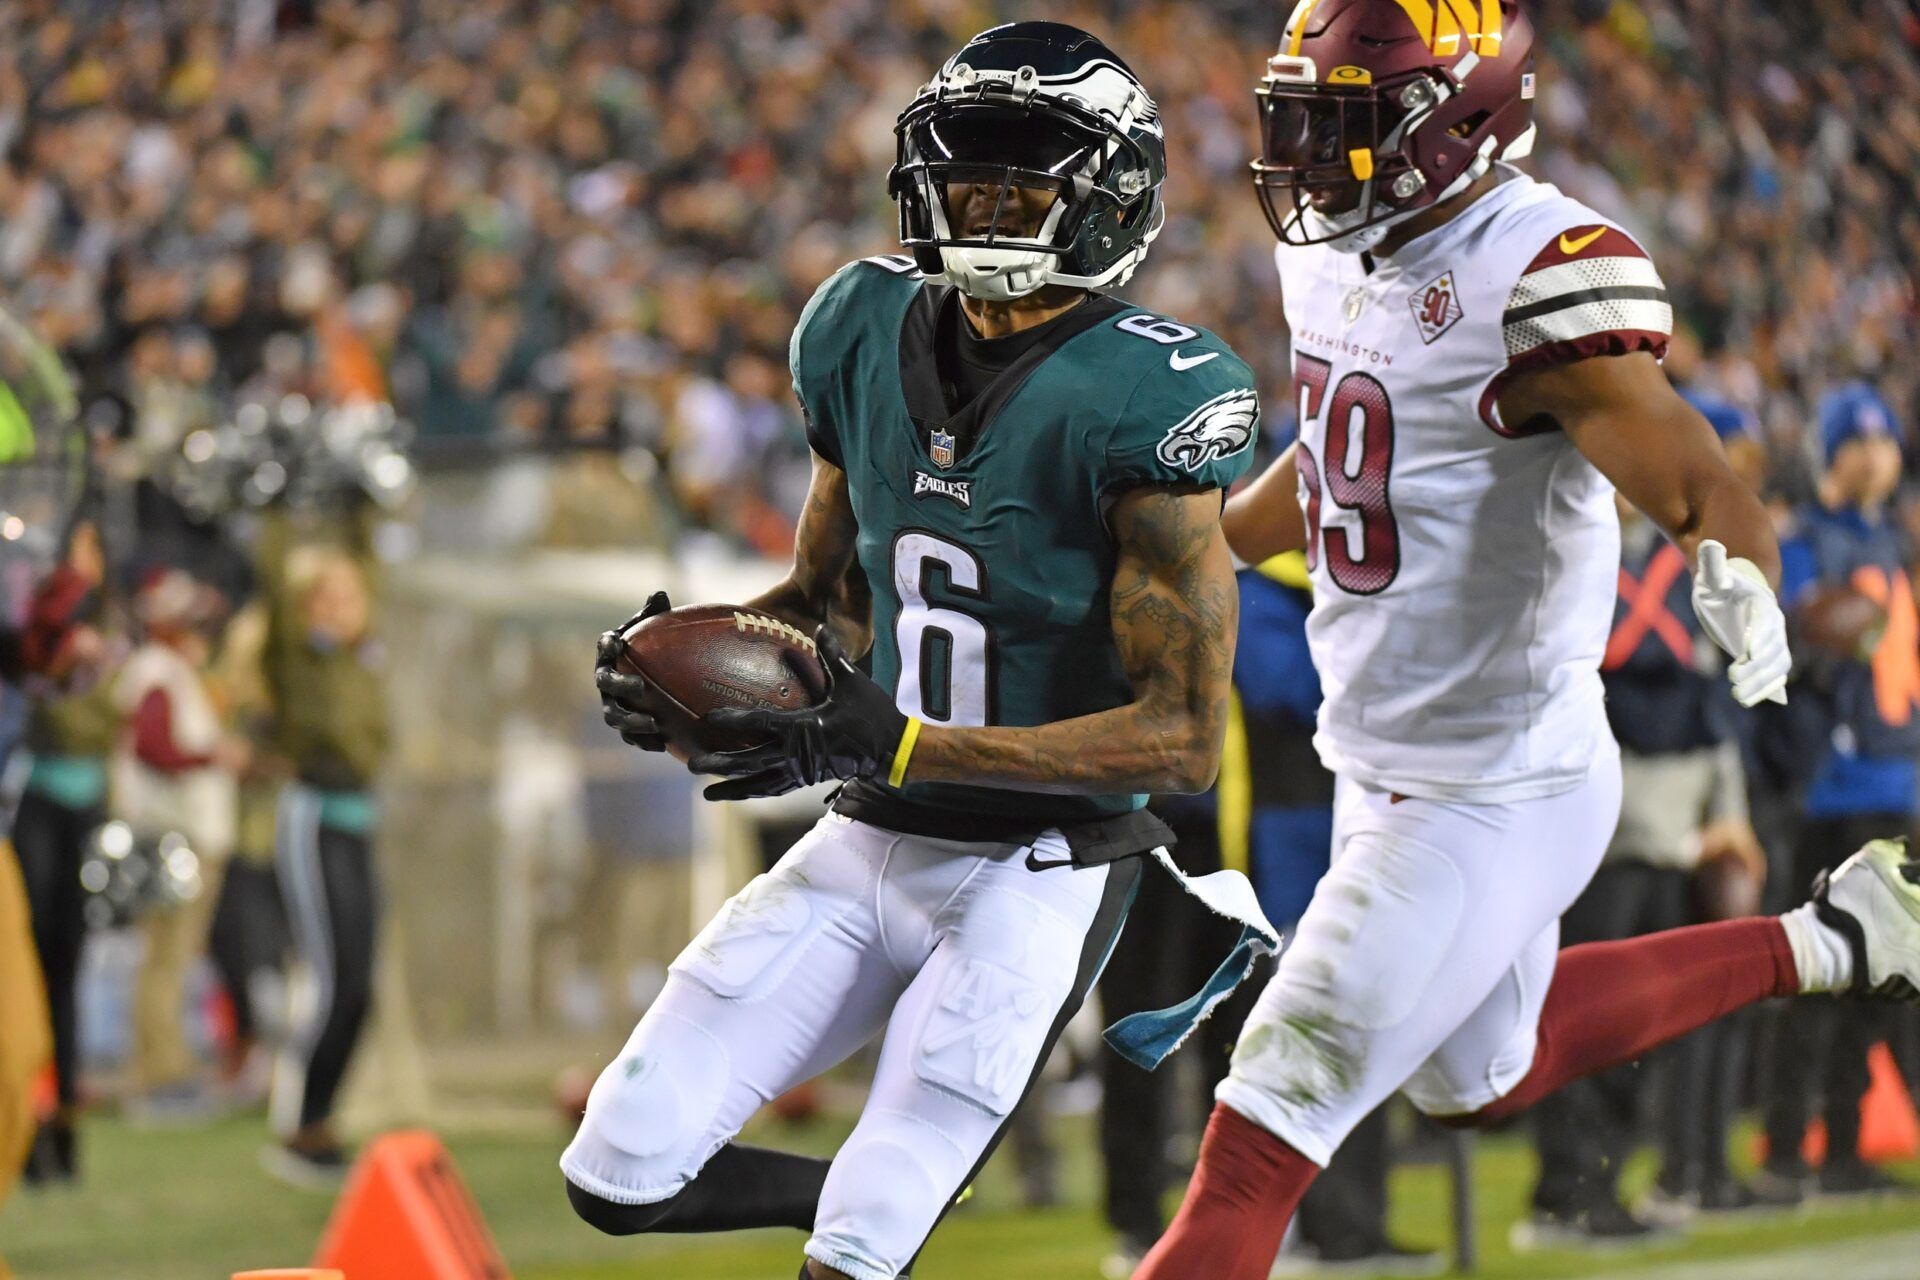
[21, 1120, 76, 1185]
[1818, 1157, 1915, 1200]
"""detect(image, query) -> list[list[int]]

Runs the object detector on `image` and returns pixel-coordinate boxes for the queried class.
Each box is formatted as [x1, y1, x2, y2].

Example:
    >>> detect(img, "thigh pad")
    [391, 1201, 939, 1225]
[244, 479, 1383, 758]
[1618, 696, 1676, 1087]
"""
[911, 885, 1086, 1116]
[671, 828, 871, 1003]
[1282, 828, 1467, 1032]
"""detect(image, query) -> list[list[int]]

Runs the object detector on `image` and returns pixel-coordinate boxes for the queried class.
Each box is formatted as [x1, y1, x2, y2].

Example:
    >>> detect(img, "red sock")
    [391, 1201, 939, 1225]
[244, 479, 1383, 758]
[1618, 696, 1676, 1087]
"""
[1476, 917, 1797, 1124]
[1133, 1103, 1319, 1280]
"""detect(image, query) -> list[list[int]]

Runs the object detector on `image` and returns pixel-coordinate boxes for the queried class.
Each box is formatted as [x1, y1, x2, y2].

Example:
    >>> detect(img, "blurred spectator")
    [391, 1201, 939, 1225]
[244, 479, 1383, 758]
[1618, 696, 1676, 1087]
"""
[111, 566, 241, 1122]
[15, 524, 113, 1183]
[257, 512, 388, 1188]
[1761, 388, 1917, 1201]
[0, 556, 104, 1216]
[1524, 501, 1768, 1248]
[205, 599, 291, 1092]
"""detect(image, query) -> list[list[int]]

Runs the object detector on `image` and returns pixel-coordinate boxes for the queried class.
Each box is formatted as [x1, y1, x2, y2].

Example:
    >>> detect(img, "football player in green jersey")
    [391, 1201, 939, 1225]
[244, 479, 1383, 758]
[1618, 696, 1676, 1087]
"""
[567, 23, 1268, 1280]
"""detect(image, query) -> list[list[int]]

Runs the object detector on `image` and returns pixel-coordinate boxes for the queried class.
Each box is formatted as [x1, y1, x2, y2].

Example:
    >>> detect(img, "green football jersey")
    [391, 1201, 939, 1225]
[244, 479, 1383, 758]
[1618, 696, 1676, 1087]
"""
[791, 255, 1260, 834]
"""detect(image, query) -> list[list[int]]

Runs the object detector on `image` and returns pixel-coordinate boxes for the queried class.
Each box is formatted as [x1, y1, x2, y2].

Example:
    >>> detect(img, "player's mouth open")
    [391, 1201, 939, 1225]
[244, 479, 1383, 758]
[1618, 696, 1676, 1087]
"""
[1308, 185, 1361, 215]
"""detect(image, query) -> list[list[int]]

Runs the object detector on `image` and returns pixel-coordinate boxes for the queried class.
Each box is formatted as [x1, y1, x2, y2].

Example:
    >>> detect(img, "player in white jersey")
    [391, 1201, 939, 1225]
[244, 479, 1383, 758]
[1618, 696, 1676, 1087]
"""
[1277, 182, 1660, 802]
[1138, 4, 1920, 1277]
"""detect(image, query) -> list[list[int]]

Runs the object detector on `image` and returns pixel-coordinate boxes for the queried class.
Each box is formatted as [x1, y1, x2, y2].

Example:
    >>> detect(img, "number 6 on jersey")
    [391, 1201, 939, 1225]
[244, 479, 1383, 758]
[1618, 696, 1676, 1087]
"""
[892, 532, 991, 725]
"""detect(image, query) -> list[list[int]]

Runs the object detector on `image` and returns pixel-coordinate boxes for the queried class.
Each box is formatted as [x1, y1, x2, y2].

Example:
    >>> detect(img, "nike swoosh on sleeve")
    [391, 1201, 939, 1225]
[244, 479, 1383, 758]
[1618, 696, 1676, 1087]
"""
[1557, 227, 1607, 255]
[1169, 350, 1220, 371]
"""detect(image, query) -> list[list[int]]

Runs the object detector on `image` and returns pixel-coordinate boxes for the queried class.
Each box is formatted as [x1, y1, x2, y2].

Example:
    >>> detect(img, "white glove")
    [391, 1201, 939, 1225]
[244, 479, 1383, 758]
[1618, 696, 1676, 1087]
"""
[1692, 539, 1790, 707]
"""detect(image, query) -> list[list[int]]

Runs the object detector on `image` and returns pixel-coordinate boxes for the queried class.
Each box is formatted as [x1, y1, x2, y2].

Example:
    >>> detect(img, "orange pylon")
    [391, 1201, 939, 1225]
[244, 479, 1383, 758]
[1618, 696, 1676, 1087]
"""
[1753, 1039, 1920, 1167]
[312, 1131, 508, 1280]
[1859, 1042, 1920, 1163]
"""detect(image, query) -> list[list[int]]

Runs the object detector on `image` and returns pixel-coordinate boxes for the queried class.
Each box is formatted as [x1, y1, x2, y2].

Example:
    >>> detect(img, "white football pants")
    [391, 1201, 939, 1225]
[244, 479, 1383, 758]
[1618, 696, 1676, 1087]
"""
[560, 811, 1135, 1280]
[1216, 745, 1622, 1164]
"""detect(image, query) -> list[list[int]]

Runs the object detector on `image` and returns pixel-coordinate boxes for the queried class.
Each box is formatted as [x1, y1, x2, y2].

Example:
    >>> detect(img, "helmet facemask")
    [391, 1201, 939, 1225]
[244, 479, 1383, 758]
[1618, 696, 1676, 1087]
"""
[1255, 61, 1454, 253]
[892, 67, 1164, 300]
[1254, 55, 1527, 253]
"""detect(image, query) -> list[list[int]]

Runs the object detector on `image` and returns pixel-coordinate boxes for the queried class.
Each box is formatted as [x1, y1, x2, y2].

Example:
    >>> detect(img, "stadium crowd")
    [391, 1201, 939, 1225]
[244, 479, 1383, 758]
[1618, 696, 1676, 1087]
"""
[0, 0, 1913, 541]
[4, 0, 1920, 1270]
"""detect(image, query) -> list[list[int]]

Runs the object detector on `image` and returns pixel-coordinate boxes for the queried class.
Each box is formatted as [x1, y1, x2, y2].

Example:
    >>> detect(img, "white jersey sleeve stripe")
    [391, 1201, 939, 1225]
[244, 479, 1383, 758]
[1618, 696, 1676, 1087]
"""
[1504, 297, 1674, 359]
[1506, 256, 1665, 311]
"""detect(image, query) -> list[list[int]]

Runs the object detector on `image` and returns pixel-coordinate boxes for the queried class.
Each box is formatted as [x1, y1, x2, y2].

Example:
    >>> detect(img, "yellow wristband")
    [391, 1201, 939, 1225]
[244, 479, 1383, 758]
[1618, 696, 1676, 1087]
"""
[887, 716, 923, 788]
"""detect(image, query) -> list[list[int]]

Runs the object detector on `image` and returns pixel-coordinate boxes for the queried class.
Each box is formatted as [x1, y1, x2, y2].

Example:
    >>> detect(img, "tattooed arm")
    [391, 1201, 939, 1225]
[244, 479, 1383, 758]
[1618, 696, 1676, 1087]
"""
[908, 485, 1238, 794]
[743, 453, 872, 658]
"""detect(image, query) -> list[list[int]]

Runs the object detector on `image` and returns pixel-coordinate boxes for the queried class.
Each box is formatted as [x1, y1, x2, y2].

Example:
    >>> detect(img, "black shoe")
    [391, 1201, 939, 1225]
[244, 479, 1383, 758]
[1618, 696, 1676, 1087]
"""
[1584, 1199, 1669, 1242]
[21, 1121, 75, 1185]
[1695, 1179, 1769, 1215]
[1302, 1238, 1445, 1275]
[1750, 1162, 1810, 1208]
[1513, 1200, 1669, 1252]
[1818, 1158, 1913, 1199]
[259, 1139, 349, 1192]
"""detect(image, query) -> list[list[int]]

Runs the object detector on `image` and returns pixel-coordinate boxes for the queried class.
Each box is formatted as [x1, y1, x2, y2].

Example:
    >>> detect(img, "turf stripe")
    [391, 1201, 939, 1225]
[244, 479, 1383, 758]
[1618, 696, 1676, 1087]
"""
[1588, 1230, 1920, 1280]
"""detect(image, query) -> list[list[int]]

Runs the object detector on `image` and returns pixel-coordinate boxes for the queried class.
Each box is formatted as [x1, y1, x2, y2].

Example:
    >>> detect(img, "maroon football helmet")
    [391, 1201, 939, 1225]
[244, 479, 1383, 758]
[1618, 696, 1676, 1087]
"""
[1253, 0, 1537, 252]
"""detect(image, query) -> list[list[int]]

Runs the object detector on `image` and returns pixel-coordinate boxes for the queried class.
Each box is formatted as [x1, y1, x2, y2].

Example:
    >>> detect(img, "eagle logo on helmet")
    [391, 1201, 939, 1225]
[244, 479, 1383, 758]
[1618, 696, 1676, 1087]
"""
[891, 22, 1170, 301]
[1156, 390, 1260, 471]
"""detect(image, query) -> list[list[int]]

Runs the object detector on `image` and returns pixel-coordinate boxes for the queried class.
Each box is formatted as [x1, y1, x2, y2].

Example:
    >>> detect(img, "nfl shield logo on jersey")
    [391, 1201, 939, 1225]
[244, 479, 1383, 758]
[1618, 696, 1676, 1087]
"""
[930, 429, 956, 469]
[1410, 270, 1464, 344]
[1342, 285, 1368, 326]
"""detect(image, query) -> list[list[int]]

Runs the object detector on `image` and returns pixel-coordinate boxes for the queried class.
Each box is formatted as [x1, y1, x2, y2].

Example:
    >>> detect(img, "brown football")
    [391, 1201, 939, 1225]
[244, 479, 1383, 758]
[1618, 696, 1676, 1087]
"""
[1692, 849, 1764, 922]
[613, 604, 828, 762]
[1796, 584, 1886, 661]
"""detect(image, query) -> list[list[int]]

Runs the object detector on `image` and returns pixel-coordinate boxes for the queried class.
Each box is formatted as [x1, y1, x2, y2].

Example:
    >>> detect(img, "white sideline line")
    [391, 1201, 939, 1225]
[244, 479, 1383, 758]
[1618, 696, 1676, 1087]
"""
[1589, 1231, 1920, 1280]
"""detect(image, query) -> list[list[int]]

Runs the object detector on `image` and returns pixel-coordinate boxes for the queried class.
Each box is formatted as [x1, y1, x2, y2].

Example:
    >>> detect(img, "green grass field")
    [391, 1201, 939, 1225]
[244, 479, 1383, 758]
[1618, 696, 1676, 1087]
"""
[6, 1104, 1919, 1280]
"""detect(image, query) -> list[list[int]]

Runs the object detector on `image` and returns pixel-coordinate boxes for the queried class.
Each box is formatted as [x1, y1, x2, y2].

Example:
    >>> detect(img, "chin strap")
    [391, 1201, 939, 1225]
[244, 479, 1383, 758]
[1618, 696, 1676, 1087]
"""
[1318, 137, 1501, 255]
[937, 245, 1053, 300]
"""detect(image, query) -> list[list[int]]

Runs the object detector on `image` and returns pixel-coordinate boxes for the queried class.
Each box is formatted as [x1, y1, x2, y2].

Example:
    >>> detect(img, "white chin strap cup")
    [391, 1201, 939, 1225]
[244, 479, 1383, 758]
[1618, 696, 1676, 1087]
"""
[938, 245, 1054, 300]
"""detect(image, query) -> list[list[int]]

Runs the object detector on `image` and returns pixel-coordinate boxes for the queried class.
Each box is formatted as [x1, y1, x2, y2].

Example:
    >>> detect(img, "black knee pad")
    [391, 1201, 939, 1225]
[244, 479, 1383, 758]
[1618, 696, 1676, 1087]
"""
[565, 1176, 677, 1235]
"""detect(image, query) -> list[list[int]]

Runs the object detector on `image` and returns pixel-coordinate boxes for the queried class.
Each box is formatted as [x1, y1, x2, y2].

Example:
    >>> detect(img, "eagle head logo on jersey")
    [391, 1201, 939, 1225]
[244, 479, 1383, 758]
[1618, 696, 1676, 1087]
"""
[1156, 389, 1260, 472]
[1253, 0, 1538, 253]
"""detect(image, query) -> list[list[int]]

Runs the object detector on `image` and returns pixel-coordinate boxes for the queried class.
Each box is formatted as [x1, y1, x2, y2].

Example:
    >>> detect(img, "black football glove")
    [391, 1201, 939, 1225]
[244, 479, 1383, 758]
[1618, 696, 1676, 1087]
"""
[691, 627, 909, 801]
[595, 590, 671, 752]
